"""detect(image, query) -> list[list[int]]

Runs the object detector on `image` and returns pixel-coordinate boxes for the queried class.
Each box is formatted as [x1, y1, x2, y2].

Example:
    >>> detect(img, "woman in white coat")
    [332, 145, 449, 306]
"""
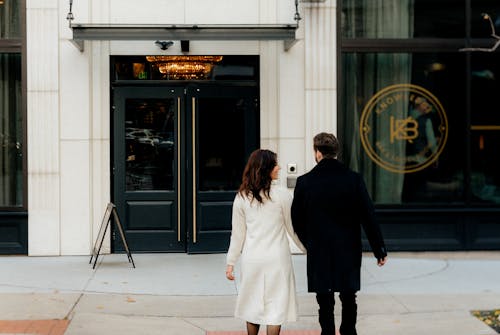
[226, 149, 306, 335]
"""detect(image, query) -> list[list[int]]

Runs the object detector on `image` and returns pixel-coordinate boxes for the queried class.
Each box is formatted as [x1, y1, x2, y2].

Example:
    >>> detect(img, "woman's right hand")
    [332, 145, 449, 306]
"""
[226, 265, 235, 280]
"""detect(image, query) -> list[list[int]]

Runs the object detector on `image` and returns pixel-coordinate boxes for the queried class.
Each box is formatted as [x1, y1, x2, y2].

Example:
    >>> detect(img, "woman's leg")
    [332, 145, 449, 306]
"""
[266, 325, 281, 335]
[246, 322, 260, 335]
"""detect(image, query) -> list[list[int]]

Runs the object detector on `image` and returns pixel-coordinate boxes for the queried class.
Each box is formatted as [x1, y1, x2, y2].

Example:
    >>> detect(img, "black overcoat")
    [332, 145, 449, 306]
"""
[291, 158, 387, 293]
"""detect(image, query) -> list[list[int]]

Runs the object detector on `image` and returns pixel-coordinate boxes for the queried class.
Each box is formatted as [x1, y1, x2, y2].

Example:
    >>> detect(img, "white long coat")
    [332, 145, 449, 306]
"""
[226, 184, 306, 325]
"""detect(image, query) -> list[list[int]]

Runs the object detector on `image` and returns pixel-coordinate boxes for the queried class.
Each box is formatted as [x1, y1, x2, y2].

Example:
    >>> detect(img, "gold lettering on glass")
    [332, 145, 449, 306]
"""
[360, 84, 448, 174]
[390, 116, 419, 144]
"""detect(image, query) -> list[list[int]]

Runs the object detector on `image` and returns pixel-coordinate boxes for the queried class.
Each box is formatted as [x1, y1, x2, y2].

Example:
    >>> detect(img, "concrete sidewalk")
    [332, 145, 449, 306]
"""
[0, 252, 499, 335]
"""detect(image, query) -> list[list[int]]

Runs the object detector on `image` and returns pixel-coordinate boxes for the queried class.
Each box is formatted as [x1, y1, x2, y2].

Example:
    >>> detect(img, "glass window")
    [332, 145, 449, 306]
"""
[198, 96, 259, 191]
[0, 53, 23, 207]
[470, 53, 500, 204]
[125, 99, 176, 191]
[342, 52, 465, 204]
[471, 2, 500, 38]
[0, 0, 21, 39]
[341, 0, 465, 39]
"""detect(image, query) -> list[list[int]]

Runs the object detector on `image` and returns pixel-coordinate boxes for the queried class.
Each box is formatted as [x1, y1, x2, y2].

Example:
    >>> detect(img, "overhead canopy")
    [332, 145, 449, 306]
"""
[70, 24, 298, 51]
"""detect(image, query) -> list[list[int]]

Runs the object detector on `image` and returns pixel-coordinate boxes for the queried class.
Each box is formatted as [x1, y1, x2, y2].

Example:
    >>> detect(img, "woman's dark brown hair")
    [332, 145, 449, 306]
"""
[239, 149, 277, 203]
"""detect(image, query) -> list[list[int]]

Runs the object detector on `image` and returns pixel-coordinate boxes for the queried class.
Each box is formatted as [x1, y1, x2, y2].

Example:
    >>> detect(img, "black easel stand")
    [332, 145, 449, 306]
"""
[89, 203, 135, 269]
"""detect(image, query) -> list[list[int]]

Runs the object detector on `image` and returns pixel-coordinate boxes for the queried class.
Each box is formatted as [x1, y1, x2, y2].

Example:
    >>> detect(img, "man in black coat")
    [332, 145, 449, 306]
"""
[291, 132, 387, 335]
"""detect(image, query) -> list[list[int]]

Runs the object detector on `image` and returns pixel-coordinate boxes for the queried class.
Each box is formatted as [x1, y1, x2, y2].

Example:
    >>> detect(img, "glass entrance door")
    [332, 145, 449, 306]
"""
[113, 85, 259, 253]
[113, 87, 184, 252]
[186, 85, 259, 253]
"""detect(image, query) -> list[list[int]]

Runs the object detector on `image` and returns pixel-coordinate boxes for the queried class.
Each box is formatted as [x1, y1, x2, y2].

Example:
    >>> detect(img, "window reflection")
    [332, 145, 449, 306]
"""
[342, 0, 464, 38]
[0, 0, 21, 39]
[342, 52, 465, 204]
[198, 97, 258, 191]
[471, 2, 500, 38]
[341, 1, 500, 207]
[0, 53, 22, 206]
[471, 54, 500, 204]
[125, 99, 175, 191]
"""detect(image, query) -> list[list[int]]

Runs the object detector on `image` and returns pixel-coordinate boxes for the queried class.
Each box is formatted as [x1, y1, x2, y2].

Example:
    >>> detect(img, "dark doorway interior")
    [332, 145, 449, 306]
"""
[111, 56, 259, 253]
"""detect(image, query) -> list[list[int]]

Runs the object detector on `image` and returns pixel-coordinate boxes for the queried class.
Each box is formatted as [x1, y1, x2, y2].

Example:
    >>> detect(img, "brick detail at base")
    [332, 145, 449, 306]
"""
[206, 331, 321, 335]
[0, 320, 70, 335]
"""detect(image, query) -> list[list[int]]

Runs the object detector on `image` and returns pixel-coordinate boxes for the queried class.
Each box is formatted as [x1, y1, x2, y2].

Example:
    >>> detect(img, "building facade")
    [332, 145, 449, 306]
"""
[0, 0, 499, 255]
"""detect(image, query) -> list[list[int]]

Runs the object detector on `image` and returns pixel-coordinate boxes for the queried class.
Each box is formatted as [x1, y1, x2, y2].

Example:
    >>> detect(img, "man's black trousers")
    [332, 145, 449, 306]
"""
[316, 291, 357, 335]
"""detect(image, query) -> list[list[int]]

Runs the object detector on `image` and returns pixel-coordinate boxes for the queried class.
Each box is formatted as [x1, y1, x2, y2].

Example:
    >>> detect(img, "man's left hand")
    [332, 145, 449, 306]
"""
[377, 257, 387, 267]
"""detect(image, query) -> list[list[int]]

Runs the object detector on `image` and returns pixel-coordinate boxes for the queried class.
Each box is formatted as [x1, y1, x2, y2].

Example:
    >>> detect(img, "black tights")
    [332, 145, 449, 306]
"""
[246, 322, 281, 335]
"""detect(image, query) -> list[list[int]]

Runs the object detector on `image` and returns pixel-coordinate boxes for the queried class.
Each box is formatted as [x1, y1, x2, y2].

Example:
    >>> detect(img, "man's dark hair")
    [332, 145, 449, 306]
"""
[313, 132, 339, 159]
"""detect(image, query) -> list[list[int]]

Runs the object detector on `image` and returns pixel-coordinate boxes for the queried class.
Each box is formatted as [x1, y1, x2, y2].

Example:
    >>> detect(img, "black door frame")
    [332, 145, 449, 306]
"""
[186, 83, 259, 253]
[112, 81, 259, 253]
[112, 85, 185, 252]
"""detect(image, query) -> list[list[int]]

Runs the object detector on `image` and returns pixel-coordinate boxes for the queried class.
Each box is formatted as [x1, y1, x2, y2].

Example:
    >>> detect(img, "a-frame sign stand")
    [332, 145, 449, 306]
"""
[90, 203, 135, 269]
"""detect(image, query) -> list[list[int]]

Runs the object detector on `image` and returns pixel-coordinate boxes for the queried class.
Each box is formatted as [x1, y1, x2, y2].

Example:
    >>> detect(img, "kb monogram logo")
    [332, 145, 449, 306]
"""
[390, 116, 419, 144]
[360, 84, 448, 174]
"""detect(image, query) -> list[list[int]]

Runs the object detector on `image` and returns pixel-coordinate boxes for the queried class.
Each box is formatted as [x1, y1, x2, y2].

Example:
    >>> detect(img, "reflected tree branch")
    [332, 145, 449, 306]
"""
[460, 13, 500, 52]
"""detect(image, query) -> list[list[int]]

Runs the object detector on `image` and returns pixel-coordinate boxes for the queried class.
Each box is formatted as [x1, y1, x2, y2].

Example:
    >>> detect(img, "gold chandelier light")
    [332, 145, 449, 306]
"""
[146, 56, 223, 79]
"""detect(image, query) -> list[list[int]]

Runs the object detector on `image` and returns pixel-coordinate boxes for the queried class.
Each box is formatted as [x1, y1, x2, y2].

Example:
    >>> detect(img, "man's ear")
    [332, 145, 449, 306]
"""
[314, 150, 322, 162]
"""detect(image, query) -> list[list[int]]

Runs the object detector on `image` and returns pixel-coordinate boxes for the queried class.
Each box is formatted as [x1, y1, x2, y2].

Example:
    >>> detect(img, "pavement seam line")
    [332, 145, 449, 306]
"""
[388, 292, 411, 313]
[64, 292, 84, 320]
[181, 317, 209, 332]
[364, 258, 450, 286]
[64, 259, 100, 320]
[82, 253, 104, 293]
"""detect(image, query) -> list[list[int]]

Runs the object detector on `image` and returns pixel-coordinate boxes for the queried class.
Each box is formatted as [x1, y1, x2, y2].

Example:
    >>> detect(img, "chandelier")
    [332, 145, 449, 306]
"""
[146, 56, 223, 80]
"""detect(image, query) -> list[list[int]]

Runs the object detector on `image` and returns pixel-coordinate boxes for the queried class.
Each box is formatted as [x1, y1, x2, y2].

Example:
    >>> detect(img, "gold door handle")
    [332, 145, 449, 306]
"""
[192, 97, 197, 243]
[177, 97, 181, 242]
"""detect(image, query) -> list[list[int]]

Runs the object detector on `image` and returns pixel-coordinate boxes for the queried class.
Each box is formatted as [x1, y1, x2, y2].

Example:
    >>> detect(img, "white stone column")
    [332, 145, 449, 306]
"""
[89, 0, 112, 254]
[27, 0, 61, 255]
[58, 0, 92, 255]
[261, 0, 310, 182]
[304, 1, 337, 171]
[277, 7, 306, 178]
[259, 0, 280, 153]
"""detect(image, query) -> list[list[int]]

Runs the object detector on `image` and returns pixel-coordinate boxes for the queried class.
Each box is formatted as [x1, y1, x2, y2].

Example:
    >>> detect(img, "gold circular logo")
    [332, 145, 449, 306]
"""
[360, 84, 448, 174]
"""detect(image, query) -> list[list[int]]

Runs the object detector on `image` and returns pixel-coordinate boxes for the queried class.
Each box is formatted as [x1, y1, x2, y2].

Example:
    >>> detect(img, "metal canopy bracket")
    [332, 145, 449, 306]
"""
[70, 24, 298, 52]
[70, 38, 84, 52]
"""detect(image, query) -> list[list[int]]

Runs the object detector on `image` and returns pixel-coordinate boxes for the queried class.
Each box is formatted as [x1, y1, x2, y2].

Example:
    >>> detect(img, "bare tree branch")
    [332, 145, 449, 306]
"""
[460, 13, 500, 52]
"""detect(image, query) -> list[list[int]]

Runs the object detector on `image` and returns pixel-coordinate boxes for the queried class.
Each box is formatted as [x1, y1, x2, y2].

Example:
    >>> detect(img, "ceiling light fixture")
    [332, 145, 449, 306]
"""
[146, 56, 223, 80]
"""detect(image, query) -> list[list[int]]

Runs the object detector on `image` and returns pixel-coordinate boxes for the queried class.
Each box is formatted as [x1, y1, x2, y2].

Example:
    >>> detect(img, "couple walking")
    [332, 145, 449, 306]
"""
[225, 132, 388, 335]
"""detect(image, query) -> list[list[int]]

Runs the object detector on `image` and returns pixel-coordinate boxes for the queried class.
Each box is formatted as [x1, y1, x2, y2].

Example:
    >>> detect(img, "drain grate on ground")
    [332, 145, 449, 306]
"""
[471, 309, 500, 333]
